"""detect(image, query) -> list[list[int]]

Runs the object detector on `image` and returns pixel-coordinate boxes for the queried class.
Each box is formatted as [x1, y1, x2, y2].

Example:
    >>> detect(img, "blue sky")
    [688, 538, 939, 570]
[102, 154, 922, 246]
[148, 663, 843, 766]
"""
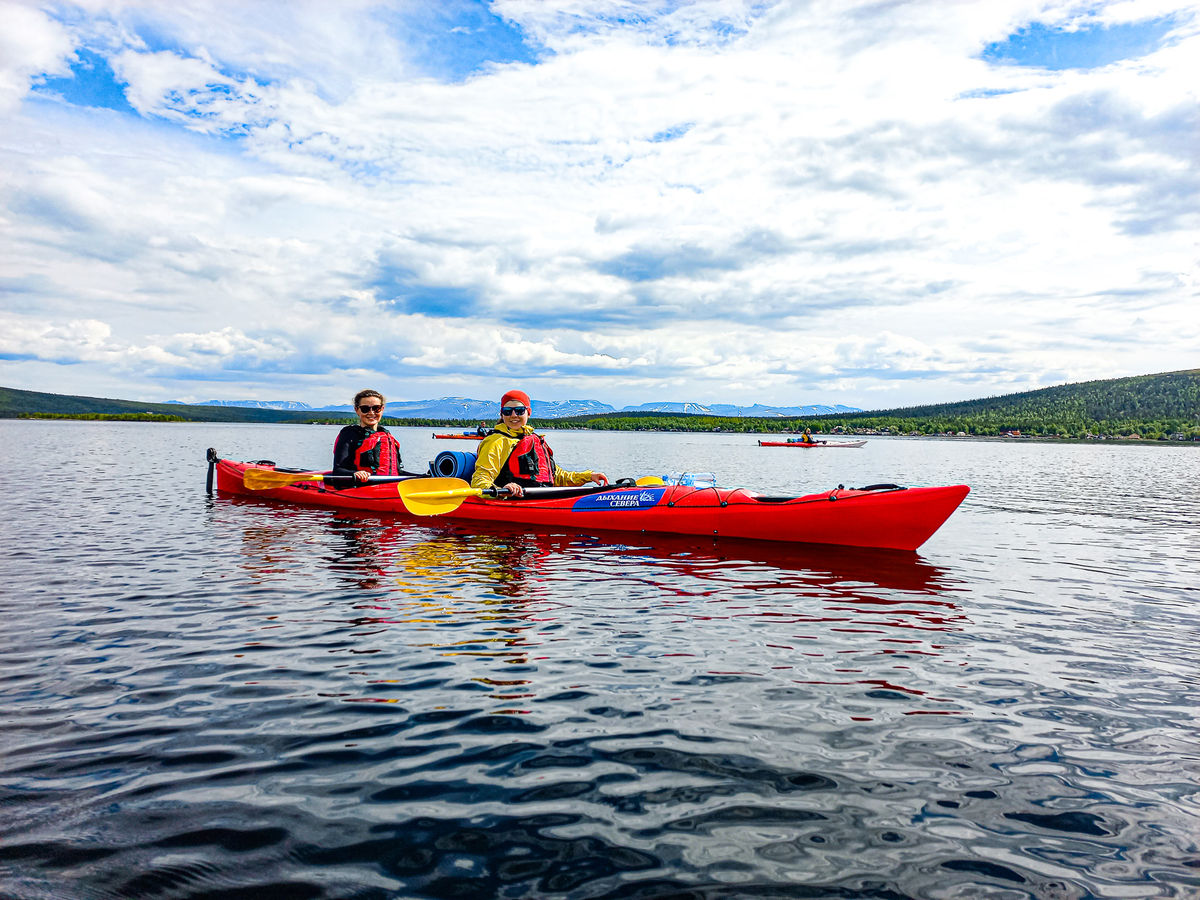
[1, 0, 1197, 409]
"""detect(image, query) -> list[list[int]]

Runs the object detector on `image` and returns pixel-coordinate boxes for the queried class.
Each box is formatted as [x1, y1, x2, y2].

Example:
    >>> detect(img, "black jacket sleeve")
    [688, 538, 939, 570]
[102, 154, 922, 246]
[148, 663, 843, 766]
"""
[332, 425, 364, 475]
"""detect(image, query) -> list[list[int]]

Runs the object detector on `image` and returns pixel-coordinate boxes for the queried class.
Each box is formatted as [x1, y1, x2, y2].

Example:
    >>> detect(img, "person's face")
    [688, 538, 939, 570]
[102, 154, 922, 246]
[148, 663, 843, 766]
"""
[357, 396, 384, 427]
[500, 402, 529, 430]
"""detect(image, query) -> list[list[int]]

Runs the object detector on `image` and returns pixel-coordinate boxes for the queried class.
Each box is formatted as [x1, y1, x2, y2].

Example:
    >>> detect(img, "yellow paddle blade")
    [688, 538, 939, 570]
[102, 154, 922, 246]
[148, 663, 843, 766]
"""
[635, 476, 665, 486]
[396, 476, 484, 516]
[405, 487, 482, 500]
[243, 468, 325, 490]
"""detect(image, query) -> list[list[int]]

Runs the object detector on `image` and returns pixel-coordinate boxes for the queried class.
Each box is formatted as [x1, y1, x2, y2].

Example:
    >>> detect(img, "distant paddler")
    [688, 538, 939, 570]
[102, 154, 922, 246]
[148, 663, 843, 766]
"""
[471, 389, 608, 498]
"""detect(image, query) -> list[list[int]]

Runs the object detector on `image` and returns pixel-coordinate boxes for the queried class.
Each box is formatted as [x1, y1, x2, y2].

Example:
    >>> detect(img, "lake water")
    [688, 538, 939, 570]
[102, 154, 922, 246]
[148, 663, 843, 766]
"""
[1, 421, 1197, 899]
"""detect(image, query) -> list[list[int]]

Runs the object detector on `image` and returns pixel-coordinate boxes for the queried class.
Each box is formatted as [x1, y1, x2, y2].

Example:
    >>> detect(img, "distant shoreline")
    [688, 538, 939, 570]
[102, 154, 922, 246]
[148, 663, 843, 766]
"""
[8, 414, 1198, 445]
[16, 412, 187, 422]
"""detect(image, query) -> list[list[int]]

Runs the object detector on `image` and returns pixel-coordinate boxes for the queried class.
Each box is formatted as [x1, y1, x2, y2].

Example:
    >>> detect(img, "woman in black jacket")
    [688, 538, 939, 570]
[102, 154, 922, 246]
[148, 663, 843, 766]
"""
[332, 390, 404, 482]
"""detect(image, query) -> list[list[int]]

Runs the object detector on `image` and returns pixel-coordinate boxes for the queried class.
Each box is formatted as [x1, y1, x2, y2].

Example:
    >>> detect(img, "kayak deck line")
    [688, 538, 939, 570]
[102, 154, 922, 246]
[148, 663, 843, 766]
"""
[278, 476, 901, 507]
[208, 451, 969, 551]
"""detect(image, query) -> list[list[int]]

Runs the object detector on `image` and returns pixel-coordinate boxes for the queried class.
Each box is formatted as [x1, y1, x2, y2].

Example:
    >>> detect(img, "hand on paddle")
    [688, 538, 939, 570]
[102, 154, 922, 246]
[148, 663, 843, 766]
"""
[502, 472, 608, 498]
[243, 468, 414, 490]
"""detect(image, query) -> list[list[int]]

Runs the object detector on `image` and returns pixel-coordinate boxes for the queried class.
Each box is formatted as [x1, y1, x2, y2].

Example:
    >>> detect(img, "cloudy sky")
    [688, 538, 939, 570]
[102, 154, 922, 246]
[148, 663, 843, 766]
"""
[1, 0, 1196, 410]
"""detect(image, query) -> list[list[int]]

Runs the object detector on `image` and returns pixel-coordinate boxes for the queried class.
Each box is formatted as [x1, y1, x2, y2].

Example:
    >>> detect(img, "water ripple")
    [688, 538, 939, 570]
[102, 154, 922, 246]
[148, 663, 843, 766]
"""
[1, 424, 1198, 898]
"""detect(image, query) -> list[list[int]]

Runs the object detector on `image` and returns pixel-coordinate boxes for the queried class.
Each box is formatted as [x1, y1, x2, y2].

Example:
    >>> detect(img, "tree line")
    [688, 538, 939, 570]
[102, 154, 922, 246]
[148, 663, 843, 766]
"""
[17, 412, 187, 422]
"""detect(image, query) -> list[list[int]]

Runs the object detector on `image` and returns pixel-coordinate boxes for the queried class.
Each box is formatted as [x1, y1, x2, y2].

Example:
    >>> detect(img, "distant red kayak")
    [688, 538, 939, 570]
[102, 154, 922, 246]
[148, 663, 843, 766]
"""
[758, 439, 866, 448]
[432, 433, 484, 440]
[210, 454, 968, 551]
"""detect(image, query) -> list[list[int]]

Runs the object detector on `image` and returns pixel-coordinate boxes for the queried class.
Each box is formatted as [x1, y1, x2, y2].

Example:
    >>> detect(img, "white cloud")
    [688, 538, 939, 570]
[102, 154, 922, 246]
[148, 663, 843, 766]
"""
[0, 1, 75, 112]
[110, 48, 259, 132]
[0, 314, 115, 360]
[0, 310, 294, 373]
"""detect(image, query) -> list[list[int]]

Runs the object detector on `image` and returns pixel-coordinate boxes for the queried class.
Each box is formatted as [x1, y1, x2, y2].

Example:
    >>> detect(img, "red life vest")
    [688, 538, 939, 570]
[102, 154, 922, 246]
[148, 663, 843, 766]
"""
[354, 429, 402, 475]
[496, 432, 556, 487]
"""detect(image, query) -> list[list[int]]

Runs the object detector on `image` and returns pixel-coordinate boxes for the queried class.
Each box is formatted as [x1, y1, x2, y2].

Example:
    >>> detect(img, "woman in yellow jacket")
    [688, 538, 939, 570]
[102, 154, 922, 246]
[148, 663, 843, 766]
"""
[471, 390, 608, 498]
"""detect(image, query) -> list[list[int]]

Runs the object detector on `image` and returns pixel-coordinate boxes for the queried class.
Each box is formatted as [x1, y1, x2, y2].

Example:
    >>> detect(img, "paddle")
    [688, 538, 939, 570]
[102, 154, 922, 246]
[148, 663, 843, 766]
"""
[396, 477, 498, 515]
[243, 468, 413, 491]
[397, 476, 661, 516]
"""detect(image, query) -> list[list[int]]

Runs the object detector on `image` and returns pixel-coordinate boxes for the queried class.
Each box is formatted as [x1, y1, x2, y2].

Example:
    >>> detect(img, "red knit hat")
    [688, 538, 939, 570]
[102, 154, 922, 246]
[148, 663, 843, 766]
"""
[500, 389, 531, 410]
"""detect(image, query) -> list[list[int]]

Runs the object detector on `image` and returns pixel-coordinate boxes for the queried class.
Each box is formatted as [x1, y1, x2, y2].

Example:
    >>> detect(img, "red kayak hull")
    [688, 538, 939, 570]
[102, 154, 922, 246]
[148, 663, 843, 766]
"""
[433, 433, 483, 440]
[214, 458, 968, 551]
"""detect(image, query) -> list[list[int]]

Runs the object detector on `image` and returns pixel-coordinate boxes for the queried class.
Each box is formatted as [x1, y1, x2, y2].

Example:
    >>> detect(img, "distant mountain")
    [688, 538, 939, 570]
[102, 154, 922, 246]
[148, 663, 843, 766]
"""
[166, 397, 867, 418]
[165, 397, 493, 418]
[163, 397, 616, 419]
[372, 398, 618, 419]
[716, 403, 864, 417]
[621, 402, 714, 415]
[360, 397, 496, 419]
[533, 400, 616, 418]
[166, 399, 315, 411]
[620, 402, 862, 416]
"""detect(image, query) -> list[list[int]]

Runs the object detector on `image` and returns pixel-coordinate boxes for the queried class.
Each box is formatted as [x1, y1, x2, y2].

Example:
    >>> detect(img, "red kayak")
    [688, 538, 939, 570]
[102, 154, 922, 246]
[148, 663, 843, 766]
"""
[433, 433, 483, 440]
[209, 454, 968, 551]
[758, 439, 866, 448]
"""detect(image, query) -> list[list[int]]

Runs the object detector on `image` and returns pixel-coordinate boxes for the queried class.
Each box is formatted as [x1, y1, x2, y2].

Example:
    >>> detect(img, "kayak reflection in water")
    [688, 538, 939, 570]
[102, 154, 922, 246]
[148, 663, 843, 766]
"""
[332, 389, 406, 483]
[470, 389, 608, 498]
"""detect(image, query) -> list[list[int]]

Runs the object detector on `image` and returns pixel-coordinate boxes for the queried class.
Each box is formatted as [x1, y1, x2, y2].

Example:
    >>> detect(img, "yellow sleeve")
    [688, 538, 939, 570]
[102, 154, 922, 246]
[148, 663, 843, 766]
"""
[553, 466, 596, 487]
[470, 434, 512, 490]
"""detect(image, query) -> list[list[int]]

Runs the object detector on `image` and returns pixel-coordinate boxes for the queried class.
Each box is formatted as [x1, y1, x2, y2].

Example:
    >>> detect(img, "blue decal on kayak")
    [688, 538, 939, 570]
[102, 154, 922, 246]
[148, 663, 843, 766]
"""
[572, 487, 667, 511]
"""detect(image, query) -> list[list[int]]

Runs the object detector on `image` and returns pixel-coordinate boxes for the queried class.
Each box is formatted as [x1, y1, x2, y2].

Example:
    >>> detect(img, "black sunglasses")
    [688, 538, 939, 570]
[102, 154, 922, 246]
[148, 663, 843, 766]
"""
[358, 404, 383, 413]
[500, 406, 527, 416]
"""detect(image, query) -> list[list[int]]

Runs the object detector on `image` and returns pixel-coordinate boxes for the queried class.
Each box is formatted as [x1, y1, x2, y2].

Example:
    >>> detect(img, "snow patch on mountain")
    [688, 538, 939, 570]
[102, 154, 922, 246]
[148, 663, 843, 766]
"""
[166, 399, 314, 411]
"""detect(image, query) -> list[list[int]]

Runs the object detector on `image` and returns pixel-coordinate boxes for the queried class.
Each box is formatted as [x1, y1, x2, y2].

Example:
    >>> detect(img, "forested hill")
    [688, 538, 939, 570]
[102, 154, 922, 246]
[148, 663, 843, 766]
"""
[814, 368, 1200, 440]
[0, 386, 462, 426]
[0, 386, 318, 423]
[860, 369, 1200, 422]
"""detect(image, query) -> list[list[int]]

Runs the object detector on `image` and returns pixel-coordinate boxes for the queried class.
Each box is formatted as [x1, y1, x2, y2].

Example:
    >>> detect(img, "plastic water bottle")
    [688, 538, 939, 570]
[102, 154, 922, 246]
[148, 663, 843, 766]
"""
[665, 472, 716, 488]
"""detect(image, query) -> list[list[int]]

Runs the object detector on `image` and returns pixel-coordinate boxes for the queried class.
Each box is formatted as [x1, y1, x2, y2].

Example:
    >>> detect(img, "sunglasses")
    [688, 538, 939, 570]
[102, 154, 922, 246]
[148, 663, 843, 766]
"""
[500, 406, 527, 416]
[358, 404, 383, 413]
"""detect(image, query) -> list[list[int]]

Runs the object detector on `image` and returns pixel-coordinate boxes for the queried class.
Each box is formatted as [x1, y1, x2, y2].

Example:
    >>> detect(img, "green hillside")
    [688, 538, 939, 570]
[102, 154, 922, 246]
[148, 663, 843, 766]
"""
[860, 369, 1200, 422]
[0, 386, 464, 428]
[836, 369, 1200, 439]
[0, 386, 319, 423]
